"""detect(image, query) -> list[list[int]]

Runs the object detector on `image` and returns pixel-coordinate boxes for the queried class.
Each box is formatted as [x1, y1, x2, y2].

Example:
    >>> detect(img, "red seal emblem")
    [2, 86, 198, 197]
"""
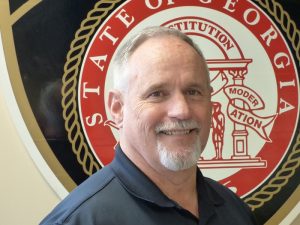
[3, 0, 298, 224]
[68, 2, 299, 222]
[77, 0, 298, 201]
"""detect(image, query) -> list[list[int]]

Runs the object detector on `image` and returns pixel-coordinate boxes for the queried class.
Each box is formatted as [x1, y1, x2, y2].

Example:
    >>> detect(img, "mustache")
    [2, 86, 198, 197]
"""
[155, 120, 201, 133]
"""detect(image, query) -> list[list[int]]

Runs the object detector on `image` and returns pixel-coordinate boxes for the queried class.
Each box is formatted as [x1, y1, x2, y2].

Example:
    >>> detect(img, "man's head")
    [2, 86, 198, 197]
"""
[108, 26, 212, 172]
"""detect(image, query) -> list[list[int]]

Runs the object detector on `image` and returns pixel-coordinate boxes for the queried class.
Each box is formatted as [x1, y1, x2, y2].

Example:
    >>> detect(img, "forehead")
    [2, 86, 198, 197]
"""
[129, 36, 206, 72]
[127, 36, 208, 84]
[130, 36, 201, 63]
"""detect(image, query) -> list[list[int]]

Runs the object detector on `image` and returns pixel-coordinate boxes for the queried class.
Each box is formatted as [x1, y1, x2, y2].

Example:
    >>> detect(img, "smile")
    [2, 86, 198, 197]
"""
[159, 129, 198, 135]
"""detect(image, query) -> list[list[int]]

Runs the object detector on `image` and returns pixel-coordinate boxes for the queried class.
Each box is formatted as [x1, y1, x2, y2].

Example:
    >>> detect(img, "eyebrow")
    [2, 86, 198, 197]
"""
[141, 82, 168, 97]
[140, 80, 209, 97]
[184, 81, 209, 91]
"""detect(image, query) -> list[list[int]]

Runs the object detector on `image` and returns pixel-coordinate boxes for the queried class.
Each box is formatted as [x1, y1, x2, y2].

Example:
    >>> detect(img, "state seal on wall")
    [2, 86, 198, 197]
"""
[0, 0, 299, 224]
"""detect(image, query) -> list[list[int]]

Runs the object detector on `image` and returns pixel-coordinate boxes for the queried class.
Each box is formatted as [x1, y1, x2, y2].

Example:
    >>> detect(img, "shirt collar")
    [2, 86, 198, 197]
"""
[111, 145, 225, 212]
[111, 145, 175, 207]
[196, 169, 224, 223]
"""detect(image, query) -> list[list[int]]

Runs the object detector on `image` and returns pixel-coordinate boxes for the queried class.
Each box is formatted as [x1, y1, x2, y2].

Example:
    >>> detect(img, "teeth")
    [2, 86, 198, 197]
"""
[162, 130, 191, 135]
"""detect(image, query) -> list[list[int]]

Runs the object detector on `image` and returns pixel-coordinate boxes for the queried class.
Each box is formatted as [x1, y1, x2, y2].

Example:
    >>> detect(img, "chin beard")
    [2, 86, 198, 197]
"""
[156, 138, 202, 171]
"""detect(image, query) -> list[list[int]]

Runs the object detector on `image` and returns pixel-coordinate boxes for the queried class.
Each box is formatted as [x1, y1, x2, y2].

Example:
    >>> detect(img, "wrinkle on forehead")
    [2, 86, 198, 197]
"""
[126, 36, 207, 86]
[131, 36, 202, 65]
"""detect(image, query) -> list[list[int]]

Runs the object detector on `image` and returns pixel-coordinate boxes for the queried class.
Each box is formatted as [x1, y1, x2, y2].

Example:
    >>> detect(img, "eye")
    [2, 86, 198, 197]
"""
[145, 90, 170, 102]
[186, 89, 201, 96]
[149, 91, 164, 97]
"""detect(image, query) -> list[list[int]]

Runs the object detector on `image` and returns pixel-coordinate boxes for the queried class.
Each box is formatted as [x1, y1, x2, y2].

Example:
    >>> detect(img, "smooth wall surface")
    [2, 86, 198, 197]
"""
[0, 88, 59, 225]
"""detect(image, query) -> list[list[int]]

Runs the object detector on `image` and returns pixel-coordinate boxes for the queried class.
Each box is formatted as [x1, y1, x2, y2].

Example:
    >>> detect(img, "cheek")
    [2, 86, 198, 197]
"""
[194, 101, 212, 119]
[194, 104, 212, 130]
[132, 102, 154, 133]
[200, 105, 213, 145]
[133, 102, 164, 133]
[132, 101, 146, 121]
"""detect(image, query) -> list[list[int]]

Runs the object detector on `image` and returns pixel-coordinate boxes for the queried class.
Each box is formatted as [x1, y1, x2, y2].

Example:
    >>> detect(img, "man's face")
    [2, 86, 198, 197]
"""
[118, 36, 212, 171]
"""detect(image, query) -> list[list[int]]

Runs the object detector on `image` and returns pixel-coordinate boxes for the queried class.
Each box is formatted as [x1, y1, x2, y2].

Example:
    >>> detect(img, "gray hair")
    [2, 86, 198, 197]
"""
[111, 26, 210, 92]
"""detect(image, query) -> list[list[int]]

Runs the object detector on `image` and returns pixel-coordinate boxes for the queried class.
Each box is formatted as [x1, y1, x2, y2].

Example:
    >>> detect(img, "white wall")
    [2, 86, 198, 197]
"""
[0, 87, 60, 225]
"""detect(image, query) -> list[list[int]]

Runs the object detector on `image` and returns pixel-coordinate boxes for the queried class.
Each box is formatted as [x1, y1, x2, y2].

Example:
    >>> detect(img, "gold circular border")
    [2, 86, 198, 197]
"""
[61, 0, 300, 213]
[62, 0, 123, 176]
[244, 0, 300, 210]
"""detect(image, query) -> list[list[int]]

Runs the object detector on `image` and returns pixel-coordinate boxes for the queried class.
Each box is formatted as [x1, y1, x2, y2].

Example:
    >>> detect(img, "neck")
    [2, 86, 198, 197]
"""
[151, 166, 199, 218]
[121, 142, 199, 218]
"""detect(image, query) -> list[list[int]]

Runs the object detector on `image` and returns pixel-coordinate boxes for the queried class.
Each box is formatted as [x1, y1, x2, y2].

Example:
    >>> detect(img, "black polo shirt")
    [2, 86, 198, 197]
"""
[40, 146, 257, 225]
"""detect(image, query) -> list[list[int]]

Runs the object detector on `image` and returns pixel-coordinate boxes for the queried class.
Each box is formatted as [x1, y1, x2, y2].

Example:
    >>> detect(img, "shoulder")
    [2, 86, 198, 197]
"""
[39, 165, 117, 225]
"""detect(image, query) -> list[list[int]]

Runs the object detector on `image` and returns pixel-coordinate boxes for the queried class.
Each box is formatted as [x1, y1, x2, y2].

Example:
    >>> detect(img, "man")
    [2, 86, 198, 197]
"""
[40, 26, 257, 225]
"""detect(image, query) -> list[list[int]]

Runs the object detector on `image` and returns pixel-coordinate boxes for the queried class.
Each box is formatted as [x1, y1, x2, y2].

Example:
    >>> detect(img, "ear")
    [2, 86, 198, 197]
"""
[107, 90, 124, 128]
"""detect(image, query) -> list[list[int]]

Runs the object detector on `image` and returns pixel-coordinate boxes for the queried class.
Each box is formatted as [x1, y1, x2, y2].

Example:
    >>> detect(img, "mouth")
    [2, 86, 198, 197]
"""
[155, 120, 201, 137]
[158, 128, 199, 135]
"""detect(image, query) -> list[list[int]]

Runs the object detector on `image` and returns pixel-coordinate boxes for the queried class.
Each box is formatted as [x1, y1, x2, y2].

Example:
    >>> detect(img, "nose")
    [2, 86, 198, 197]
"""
[167, 93, 191, 120]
